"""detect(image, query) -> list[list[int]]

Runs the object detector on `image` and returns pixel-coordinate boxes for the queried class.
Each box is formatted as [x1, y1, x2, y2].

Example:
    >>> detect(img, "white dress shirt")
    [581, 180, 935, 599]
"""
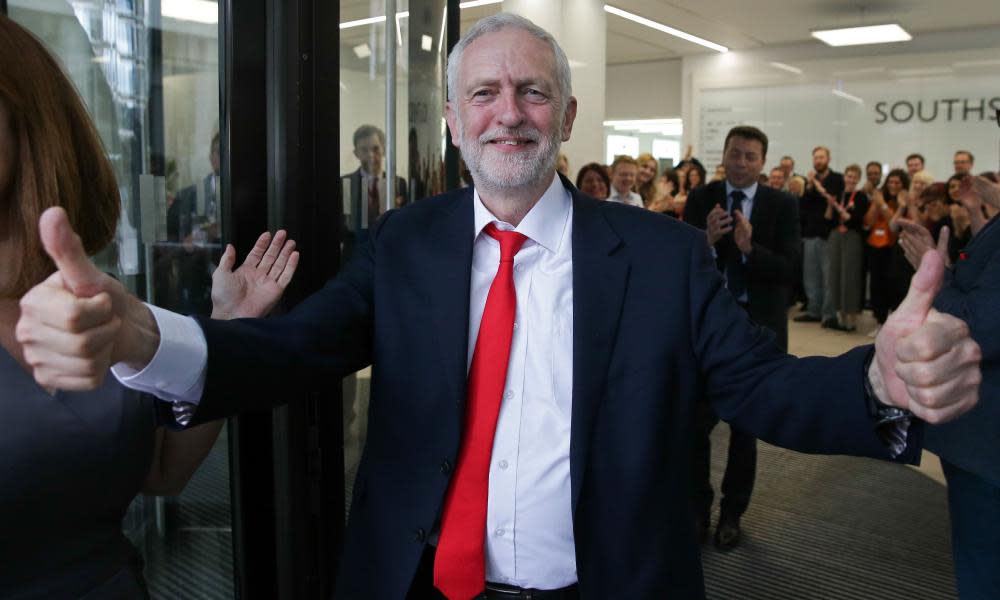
[113, 172, 579, 589]
[607, 189, 644, 208]
[722, 180, 758, 304]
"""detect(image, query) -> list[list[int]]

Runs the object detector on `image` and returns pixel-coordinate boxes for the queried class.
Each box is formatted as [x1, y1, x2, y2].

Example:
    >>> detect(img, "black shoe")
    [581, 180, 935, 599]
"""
[714, 518, 742, 550]
[793, 314, 821, 323]
[821, 317, 840, 329]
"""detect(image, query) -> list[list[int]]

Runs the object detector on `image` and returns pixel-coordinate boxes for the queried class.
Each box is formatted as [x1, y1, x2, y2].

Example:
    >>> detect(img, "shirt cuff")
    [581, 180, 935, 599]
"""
[111, 303, 207, 407]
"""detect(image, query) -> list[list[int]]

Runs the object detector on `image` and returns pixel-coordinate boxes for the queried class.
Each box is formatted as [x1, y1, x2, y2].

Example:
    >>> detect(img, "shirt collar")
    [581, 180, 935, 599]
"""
[725, 179, 758, 200]
[473, 172, 569, 254]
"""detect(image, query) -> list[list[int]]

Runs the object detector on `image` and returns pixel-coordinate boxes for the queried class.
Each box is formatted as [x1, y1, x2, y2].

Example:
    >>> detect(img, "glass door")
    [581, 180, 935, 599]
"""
[8, 1, 233, 596]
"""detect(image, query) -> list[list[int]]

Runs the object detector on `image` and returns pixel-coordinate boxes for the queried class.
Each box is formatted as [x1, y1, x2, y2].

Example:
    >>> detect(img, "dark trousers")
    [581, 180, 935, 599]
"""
[408, 545, 447, 599]
[867, 246, 894, 323]
[691, 399, 757, 523]
[942, 460, 1000, 600]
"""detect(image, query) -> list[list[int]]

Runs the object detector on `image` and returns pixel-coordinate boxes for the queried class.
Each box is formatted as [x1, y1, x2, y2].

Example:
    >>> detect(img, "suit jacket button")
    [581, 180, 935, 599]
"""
[413, 528, 426, 543]
[440, 460, 452, 474]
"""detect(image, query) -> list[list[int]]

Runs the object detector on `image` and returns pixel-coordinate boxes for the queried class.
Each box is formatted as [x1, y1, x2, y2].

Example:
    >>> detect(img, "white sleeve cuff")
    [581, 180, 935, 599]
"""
[111, 304, 207, 405]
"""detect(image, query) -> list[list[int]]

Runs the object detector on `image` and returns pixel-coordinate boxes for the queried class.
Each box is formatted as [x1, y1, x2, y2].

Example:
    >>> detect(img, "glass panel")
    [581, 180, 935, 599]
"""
[9, 0, 232, 597]
[338, 0, 447, 518]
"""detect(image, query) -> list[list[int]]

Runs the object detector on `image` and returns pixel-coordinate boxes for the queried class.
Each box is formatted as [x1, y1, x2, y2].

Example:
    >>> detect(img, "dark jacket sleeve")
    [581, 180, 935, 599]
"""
[686, 236, 919, 462]
[187, 212, 391, 423]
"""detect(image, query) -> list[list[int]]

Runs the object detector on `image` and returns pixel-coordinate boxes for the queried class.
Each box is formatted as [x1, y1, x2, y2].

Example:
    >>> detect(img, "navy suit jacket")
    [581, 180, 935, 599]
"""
[683, 180, 800, 349]
[190, 176, 916, 598]
[926, 214, 1000, 485]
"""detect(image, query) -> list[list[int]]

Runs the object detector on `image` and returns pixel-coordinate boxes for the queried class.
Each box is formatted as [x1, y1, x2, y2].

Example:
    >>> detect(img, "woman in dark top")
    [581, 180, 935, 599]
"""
[815, 163, 869, 331]
[0, 15, 297, 598]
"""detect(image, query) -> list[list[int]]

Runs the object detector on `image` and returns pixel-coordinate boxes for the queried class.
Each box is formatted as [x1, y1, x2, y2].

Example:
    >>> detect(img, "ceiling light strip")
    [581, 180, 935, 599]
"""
[831, 89, 864, 104]
[603, 4, 728, 53]
[811, 24, 911, 47]
[769, 61, 802, 75]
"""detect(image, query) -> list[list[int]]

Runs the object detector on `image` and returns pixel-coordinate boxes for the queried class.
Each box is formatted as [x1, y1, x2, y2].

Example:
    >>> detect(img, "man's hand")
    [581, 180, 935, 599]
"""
[733, 210, 753, 254]
[211, 231, 299, 319]
[16, 207, 160, 390]
[706, 204, 733, 245]
[897, 218, 949, 269]
[872, 250, 981, 424]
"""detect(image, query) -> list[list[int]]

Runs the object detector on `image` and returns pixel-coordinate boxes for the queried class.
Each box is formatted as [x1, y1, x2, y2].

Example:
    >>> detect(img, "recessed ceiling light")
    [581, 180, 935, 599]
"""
[769, 61, 802, 75]
[604, 5, 728, 53]
[812, 24, 911, 47]
[353, 43, 371, 59]
[458, 0, 503, 8]
[162, 0, 218, 24]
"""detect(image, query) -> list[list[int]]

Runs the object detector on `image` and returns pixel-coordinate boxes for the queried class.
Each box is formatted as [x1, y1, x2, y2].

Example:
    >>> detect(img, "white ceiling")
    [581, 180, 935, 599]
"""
[454, 0, 1000, 64]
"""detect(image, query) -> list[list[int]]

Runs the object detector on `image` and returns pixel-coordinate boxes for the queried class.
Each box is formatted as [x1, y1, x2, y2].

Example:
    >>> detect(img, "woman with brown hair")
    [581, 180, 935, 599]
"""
[575, 162, 610, 200]
[863, 168, 908, 330]
[0, 15, 297, 597]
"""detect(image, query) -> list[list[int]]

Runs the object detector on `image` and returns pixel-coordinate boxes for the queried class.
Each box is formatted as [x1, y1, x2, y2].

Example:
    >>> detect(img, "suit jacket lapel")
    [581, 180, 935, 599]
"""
[426, 190, 475, 416]
[570, 192, 629, 513]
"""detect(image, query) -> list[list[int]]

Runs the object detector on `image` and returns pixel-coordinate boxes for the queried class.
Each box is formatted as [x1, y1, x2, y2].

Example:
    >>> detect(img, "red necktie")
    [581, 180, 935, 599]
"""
[434, 223, 528, 600]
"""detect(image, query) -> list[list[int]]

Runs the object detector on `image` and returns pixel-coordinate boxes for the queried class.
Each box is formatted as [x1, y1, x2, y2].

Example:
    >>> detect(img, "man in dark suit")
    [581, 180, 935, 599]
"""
[18, 14, 983, 600]
[898, 174, 1000, 599]
[683, 126, 800, 549]
[340, 124, 408, 263]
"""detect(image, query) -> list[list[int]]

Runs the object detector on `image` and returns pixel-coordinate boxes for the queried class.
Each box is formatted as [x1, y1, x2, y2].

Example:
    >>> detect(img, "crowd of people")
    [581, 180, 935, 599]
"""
[563, 146, 998, 337]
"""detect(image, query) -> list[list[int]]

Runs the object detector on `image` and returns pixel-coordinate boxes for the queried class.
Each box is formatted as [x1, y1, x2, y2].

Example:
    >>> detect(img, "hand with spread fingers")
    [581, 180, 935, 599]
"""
[16, 207, 159, 390]
[211, 231, 300, 320]
[897, 218, 950, 269]
[871, 250, 982, 424]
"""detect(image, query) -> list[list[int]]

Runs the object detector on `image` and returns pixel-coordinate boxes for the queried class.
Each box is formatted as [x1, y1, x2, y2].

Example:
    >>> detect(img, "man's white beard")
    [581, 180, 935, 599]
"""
[460, 121, 562, 192]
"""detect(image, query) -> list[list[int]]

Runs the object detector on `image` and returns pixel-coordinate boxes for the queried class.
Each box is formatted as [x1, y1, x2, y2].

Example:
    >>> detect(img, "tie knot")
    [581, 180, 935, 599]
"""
[730, 190, 746, 201]
[484, 223, 528, 261]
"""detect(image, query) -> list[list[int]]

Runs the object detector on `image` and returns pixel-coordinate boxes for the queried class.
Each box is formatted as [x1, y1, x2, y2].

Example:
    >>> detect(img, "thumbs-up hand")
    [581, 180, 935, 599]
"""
[871, 250, 981, 424]
[15, 207, 159, 390]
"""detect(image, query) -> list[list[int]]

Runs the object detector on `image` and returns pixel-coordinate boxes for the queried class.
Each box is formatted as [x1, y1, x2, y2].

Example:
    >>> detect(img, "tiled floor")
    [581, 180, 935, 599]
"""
[787, 308, 946, 486]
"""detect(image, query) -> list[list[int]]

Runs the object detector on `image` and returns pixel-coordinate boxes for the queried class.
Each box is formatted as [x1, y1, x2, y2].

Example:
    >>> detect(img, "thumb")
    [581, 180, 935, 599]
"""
[895, 247, 944, 320]
[936, 226, 950, 257]
[39, 207, 104, 297]
[219, 243, 236, 272]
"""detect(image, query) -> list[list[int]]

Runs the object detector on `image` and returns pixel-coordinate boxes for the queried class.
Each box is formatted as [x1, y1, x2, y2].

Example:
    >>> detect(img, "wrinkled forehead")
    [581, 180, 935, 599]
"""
[458, 29, 557, 90]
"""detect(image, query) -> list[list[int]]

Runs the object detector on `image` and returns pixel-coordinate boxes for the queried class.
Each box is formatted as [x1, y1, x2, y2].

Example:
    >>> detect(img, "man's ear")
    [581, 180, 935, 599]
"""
[445, 102, 461, 149]
[561, 96, 578, 142]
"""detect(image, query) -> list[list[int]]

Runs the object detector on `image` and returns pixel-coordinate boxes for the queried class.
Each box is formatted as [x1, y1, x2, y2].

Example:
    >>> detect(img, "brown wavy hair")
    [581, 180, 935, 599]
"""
[0, 15, 119, 297]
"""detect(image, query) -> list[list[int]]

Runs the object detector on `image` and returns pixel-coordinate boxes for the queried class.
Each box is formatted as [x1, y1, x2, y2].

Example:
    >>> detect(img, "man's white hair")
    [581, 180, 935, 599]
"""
[446, 13, 573, 109]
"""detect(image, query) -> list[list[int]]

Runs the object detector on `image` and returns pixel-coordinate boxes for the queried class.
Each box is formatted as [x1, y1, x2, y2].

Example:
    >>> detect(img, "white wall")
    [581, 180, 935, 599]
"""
[605, 59, 683, 120]
[680, 26, 1000, 176]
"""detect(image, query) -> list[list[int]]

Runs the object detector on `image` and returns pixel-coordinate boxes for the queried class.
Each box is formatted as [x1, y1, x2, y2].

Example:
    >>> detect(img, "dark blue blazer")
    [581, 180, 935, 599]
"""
[926, 214, 1000, 485]
[190, 176, 916, 599]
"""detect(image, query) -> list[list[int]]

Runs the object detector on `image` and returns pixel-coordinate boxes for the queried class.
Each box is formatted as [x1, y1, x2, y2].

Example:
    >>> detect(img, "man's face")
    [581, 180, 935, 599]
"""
[954, 152, 973, 175]
[906, 157, 923, 175]
[611, 163, 637, 195]
[866, 165, 882, 187]
[723, 136, 765, 189]
[768, 168, 786, 189]
[844, 169, 860, 191]
[812, 149, 830, 173]
[354, 133, 384, 175]
[780, 158, 793, 175]
[445, 28, 577, 192]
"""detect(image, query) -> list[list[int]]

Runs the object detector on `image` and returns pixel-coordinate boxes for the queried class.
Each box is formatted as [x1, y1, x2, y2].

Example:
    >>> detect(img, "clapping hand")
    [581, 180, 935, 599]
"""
[211, 231, 299, 320]
[706, 204, 733, 245]
[897, 219, 949, 269]
[872, 251, 981, 424]
[733, 210, 753, 254]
